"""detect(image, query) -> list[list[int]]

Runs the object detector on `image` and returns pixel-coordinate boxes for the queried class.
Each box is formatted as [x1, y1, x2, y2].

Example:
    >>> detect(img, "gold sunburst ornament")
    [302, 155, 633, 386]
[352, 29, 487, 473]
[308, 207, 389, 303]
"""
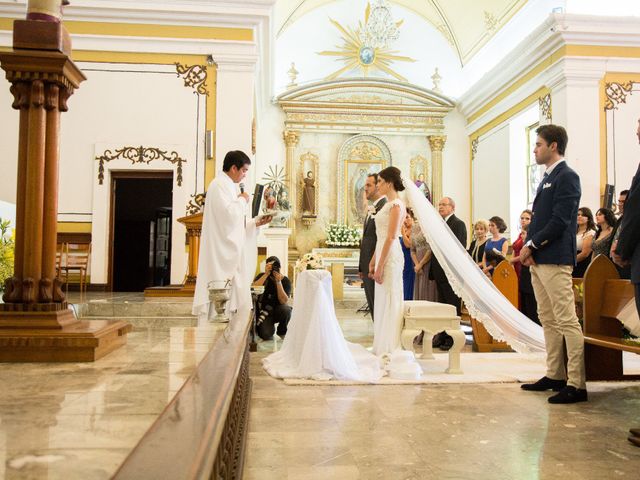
[318, 0, 415, 82]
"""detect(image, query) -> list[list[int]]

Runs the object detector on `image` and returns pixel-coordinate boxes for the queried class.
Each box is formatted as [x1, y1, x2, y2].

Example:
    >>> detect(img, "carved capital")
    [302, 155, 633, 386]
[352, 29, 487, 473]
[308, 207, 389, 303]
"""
[45, 83, 60, 111]
[428, 135, 446, 152]
[9, 82, 30, 110]
[283, 130, 299, 148]
[31, 80, 45, 108]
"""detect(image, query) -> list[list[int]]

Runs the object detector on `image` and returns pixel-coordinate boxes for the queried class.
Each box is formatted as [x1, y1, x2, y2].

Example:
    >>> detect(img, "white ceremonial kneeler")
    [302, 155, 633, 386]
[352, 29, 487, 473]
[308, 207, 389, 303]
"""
[400, 300, 465, 374]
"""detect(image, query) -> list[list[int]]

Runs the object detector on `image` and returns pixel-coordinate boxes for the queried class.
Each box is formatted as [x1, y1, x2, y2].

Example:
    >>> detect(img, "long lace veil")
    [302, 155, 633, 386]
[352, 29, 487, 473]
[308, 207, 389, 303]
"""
[402, 176, 545, 353]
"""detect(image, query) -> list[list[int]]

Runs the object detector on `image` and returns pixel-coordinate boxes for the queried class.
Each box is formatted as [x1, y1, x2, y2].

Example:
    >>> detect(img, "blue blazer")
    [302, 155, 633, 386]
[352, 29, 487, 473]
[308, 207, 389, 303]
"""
[528, 161, 581, 266]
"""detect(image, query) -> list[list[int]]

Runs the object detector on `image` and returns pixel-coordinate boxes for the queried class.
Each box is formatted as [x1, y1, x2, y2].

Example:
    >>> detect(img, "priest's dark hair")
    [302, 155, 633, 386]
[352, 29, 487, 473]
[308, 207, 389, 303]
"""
[223, 150, 251, 172]
[378, 166, 405, 191]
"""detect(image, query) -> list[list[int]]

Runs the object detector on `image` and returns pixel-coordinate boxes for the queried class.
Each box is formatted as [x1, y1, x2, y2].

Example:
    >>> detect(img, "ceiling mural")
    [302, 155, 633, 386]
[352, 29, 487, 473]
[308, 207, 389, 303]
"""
[276, 0, 529, 65]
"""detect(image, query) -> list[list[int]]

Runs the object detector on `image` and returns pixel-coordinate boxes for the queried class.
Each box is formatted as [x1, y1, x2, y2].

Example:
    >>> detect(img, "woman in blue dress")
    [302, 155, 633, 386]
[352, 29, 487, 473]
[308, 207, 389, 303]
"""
[482, 216, 509, 277]
[400, 209, 416, 300]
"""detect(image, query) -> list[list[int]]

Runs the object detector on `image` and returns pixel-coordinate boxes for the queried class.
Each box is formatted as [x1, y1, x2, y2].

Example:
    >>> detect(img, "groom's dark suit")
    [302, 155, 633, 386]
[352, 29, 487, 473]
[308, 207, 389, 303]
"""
[430, 214, 467, 315]
[359, 197, 387, 321]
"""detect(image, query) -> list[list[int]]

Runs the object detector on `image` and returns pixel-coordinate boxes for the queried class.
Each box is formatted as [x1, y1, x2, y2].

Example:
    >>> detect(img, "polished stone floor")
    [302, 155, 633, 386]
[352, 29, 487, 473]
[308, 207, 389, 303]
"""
[0, 293, 223, 480]
[244, 309, 640, 479]
[2, 293, 640, 479]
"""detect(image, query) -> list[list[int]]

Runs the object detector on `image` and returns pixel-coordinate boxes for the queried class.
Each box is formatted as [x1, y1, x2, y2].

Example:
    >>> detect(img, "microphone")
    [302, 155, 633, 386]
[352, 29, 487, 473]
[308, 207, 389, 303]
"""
[239, 183, 245, 194]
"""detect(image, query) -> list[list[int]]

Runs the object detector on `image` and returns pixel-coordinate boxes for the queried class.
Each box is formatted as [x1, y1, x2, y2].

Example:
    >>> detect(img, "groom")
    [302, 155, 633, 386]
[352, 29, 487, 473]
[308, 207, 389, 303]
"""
[359, 173, 387, 321]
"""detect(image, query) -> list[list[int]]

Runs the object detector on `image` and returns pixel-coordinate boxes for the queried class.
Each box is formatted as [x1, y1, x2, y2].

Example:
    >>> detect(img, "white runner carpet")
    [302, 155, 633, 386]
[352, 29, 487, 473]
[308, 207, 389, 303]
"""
[280, 351, 640, 386]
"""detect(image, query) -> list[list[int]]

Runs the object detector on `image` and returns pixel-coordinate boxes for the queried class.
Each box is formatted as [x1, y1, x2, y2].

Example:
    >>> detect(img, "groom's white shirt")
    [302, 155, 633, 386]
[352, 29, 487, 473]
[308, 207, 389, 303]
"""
[192, 172, 258, 318]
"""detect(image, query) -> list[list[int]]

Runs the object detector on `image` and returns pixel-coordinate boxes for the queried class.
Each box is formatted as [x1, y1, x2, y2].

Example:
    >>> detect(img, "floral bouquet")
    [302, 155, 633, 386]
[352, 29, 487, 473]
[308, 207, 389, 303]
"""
[295, 252, 325, 273]
[325, 223, 361, 247]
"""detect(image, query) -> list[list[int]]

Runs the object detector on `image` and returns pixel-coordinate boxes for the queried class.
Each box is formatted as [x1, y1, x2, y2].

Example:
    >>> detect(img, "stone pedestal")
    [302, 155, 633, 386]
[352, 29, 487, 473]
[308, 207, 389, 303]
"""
[262, 227, 291, 272]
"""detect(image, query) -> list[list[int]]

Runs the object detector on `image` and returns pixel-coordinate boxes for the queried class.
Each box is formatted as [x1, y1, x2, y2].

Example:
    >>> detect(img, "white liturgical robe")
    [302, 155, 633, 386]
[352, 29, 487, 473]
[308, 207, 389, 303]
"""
[192, 172, 258, 320]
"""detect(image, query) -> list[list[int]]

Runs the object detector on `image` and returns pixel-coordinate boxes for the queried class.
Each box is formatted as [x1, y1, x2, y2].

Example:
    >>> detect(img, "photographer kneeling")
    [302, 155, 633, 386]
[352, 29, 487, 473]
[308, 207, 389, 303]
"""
[252, 256, 292, 340]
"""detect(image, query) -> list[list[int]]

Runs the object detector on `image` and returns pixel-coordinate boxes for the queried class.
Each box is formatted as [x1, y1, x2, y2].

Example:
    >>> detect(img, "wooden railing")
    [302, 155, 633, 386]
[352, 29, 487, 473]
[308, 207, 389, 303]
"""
[112, 310, 253, 480]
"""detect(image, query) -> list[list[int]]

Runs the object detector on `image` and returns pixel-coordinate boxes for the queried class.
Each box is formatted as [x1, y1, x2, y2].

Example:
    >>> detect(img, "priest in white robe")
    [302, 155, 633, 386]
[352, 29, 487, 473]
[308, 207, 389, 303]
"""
[193, 150, 271, 323]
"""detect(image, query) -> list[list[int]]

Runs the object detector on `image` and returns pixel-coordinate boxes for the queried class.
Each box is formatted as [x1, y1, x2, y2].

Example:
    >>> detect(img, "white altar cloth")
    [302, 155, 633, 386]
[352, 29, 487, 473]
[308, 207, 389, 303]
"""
[262, 270, 383, 382]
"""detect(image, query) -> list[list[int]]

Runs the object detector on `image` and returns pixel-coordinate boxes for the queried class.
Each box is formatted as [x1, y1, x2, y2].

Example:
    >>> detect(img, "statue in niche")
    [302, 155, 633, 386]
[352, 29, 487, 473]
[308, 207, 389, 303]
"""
[302, 170, 316, 215]
[415, 173, 432, 203]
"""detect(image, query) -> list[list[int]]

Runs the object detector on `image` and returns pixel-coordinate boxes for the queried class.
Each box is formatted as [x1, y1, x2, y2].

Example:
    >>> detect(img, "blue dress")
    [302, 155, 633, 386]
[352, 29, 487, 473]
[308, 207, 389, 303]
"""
[400, 237, 415, 300]
[484, 237, 508, 273]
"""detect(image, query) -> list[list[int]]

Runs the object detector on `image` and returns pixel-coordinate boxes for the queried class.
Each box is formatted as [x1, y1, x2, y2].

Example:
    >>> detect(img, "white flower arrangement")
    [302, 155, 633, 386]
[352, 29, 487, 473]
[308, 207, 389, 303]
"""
[325, 223, 361, 248]
[295, 253, 325, 273]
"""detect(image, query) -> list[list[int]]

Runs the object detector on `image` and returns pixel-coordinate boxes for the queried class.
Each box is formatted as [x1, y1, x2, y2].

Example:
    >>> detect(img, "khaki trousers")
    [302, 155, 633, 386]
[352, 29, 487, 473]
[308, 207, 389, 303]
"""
[530, 264, 585, 389]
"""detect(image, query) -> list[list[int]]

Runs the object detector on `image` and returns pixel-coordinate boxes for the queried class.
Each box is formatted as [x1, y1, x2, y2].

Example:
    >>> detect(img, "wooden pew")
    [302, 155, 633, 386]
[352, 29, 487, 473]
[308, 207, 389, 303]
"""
[470, 260, 514, 352]
[583, 254, 639, 381]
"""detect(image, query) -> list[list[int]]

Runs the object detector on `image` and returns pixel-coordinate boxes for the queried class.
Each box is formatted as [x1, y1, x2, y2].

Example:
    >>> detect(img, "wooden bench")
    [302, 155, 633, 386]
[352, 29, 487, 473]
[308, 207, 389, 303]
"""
[469, 260, 514, 352]
[583, 254, 639, 381]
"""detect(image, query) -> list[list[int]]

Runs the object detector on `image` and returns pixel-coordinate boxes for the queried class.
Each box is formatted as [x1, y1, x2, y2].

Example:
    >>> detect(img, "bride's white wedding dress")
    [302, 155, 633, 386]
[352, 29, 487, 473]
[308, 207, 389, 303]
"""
[262, 269, 383, 382]
[372, 198, 406, 356]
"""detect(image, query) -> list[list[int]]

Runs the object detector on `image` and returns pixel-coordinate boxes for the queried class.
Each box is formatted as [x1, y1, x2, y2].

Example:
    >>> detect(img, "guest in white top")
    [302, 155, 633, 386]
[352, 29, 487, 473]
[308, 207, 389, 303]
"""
[573, 207, 596, 278]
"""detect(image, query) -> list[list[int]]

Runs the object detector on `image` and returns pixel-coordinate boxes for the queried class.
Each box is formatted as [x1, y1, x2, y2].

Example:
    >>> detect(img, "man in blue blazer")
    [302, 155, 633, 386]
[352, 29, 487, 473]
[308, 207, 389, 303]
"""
[519, 124, 586, 404]
[612, 118, 640, 446]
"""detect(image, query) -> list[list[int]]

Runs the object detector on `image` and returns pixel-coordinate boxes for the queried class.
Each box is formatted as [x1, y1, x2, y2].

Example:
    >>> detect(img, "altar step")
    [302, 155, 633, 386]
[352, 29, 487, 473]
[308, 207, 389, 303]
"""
[71, 293, 197, 330]
[79, 315, 198, 329]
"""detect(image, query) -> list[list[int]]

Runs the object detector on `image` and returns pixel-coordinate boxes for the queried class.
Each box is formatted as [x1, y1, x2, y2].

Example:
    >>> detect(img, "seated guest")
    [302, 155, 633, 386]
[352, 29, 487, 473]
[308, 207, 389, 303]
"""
[411, 216, 438, 302]
[400, 209, 416, 301]
[252, 256, 292, 340]
[592, 208, 617, 261]
[482, 216, 509, 276]
[573, 207, 596, 278]
[468, 219, 489, 268]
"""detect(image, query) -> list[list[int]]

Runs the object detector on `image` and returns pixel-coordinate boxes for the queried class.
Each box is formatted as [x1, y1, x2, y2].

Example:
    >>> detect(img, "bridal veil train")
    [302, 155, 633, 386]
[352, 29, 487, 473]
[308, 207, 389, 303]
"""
[402, 176, 545, 353]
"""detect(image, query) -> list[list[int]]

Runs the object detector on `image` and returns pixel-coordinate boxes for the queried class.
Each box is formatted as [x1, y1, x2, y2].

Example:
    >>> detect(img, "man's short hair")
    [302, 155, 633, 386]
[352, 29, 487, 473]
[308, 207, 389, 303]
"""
[536, 124, 568, 156]
[367, 173, 378, 182]
[620, 189, 630, 197]
[222, 150, 251, 172]
[440, 196, 455, 209]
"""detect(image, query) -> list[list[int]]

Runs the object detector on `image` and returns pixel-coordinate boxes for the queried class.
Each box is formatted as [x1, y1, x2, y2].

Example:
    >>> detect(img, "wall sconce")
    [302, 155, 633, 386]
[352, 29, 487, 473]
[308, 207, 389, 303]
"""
[205, 130, 213, 159]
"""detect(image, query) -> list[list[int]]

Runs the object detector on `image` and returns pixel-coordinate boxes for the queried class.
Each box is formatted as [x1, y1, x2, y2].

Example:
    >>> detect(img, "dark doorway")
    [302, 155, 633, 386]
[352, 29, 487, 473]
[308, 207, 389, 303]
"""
[110, 173, 173, 292]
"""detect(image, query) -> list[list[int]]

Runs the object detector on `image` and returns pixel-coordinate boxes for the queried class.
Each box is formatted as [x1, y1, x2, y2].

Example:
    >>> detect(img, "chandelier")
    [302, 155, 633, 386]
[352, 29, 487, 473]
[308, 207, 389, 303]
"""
[359, 0, 400, 50]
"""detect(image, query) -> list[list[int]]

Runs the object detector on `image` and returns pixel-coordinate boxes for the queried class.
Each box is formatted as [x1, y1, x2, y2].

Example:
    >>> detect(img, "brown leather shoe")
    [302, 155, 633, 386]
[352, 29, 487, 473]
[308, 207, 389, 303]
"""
[629, 427, 640, 437]
[628, 435, 640, 447]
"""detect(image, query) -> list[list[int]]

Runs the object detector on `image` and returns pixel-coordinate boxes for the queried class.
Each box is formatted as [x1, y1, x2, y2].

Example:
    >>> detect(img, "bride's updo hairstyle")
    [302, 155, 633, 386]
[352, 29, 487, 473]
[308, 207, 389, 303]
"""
[377, 166, 405, 191]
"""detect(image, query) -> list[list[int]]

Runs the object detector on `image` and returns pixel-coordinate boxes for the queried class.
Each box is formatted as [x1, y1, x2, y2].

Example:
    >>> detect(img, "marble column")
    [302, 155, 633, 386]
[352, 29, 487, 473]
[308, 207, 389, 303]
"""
[428, 135, 447, 204]
[283, 130, 299, 241]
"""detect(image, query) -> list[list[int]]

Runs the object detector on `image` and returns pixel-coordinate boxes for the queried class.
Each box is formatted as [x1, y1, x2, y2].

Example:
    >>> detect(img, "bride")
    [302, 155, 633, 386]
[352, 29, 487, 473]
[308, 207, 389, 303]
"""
[370, 166, 406, 356]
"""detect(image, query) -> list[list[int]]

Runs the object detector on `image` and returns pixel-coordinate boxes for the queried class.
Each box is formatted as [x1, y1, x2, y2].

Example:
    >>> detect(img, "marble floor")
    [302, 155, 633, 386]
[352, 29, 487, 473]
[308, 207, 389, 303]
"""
[2, 293, 640, 479]
[0, 294, 224, 480]
[244, 308, 640, 480]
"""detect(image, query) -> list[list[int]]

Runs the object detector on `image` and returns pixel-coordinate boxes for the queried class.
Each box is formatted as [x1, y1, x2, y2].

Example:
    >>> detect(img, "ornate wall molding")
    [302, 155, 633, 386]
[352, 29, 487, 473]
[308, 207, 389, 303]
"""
[604, 81, 634, 111]
[96, 146, 186, 186]
[538, 93, 552, 121]
[277, 78, 455, 135]
[175, 63, 209, 96]
[186, 192, 206, 216]
[471, 138, 479, 161]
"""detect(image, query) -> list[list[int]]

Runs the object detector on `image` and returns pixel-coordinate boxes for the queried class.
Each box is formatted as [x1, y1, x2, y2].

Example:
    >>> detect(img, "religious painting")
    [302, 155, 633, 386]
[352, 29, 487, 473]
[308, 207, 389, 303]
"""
[337, 135, 391, 227]
[410, 154, 432, 203]
[346, 160, 384, 225]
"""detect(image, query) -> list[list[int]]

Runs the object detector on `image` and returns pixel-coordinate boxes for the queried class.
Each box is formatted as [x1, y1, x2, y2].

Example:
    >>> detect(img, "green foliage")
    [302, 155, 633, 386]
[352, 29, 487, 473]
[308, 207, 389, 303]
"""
[0, 218, 15, 291]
